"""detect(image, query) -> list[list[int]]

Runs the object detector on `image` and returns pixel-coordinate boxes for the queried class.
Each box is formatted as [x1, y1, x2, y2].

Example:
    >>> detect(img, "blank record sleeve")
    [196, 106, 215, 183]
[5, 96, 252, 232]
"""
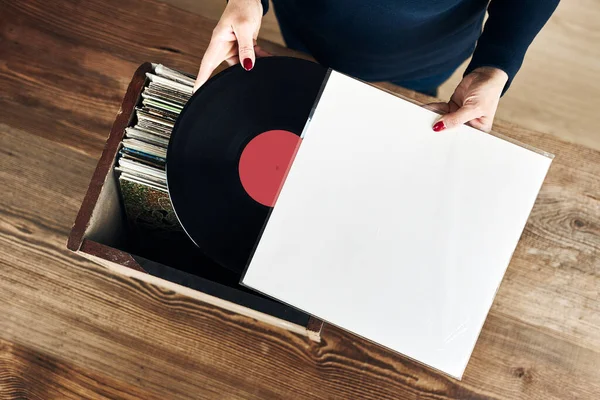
[241, 70, 553, 379]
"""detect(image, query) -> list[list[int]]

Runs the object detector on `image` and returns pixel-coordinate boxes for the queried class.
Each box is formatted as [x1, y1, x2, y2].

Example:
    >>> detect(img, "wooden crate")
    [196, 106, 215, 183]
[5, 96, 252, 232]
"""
[67, 62, 323, 341]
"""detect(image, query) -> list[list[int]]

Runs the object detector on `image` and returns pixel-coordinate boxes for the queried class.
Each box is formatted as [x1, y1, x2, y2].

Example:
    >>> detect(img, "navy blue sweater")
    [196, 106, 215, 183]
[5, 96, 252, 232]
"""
[262, 0, 559, 92]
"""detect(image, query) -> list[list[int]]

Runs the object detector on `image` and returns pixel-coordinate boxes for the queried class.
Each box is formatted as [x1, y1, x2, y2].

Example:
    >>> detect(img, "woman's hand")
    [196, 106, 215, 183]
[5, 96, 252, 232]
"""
[427, 67, 509, 133]
[193, 0, 268, 92]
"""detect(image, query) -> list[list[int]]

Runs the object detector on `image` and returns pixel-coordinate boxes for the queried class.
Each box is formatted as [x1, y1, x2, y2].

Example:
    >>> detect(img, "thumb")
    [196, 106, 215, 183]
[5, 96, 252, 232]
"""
[234, 23, 256, 71]
[433, 105, 482, 132]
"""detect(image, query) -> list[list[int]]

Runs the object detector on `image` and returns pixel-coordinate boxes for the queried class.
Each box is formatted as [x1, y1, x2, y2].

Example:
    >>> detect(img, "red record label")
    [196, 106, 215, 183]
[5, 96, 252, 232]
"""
[238, 130, 301, 207]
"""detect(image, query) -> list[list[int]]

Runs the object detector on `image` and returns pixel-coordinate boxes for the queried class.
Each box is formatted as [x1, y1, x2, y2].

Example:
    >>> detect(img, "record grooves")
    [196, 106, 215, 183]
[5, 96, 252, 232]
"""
[166, 57, 327, 273]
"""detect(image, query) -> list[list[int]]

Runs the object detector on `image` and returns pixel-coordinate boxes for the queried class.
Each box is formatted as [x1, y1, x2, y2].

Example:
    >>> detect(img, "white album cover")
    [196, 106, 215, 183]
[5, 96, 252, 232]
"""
[242, 70, 552, 379]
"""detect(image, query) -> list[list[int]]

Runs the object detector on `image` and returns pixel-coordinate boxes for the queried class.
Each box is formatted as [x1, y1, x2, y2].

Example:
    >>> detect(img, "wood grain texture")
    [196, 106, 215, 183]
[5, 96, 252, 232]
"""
[1, 0, 600, 399]
[0, 339, 163, 400]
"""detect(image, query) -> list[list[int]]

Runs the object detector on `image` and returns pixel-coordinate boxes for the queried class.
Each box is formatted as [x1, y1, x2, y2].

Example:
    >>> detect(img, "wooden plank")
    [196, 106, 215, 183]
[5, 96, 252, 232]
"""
[0, 0, 201, 156]
[0, 339, 163, 400]
[1, 0, 600, 398]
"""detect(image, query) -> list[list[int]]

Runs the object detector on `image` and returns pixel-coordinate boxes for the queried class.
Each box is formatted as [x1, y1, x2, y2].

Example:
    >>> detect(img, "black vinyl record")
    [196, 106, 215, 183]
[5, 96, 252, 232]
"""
[166, 57, 328, 273]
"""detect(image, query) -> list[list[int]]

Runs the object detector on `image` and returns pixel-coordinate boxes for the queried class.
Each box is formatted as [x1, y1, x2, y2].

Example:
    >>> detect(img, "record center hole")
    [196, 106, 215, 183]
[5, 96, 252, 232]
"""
[238, 130, 301, 207]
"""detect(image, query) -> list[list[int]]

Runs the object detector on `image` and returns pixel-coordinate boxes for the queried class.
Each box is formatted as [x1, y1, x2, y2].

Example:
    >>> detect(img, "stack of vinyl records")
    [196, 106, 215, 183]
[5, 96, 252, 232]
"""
[115, 63, 245, 279]
[115, 64, 193, 233]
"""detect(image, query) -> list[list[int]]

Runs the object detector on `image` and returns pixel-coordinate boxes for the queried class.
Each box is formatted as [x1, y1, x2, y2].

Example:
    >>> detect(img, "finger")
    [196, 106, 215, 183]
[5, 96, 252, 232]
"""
[225, 55, 240, 66]
[226, 45, 266, 65]
[194, 39, 229, 92]
[254, 45, 272, 58]
[423, 102, 449, 115]
[432, 105, 483, 132]
[233, 22, 256, 71]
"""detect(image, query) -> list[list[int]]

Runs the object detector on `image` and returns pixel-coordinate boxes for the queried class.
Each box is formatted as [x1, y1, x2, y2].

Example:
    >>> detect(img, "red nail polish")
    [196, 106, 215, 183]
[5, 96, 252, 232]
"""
[243, 58, 253, 71]
[432, 121, 446, 132]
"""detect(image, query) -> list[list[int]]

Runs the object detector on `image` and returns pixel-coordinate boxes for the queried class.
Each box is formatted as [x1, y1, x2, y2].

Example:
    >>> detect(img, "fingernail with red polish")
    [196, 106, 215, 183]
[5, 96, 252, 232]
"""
[432, 121, 446, 132]
[243, 58, 253, 71]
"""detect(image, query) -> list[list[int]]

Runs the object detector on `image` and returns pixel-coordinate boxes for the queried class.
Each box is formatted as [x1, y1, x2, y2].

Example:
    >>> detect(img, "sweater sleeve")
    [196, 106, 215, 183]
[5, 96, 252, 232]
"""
[465, 0, 560, 94]
[260, 0, 269, 14]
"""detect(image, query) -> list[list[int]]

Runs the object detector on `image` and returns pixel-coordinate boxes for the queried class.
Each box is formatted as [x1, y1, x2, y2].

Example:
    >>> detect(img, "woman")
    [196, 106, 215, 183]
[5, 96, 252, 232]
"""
[194, 0, 559, 132]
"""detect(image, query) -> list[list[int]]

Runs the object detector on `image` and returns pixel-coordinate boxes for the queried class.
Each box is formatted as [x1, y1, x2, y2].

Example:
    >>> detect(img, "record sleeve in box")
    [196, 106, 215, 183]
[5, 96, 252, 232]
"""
[239, 69, 553, 379]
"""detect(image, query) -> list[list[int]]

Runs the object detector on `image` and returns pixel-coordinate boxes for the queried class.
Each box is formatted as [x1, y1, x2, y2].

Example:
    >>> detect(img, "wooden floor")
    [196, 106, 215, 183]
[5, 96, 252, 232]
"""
[1, 0, 600, 399]
[165, 0, 600, 151]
